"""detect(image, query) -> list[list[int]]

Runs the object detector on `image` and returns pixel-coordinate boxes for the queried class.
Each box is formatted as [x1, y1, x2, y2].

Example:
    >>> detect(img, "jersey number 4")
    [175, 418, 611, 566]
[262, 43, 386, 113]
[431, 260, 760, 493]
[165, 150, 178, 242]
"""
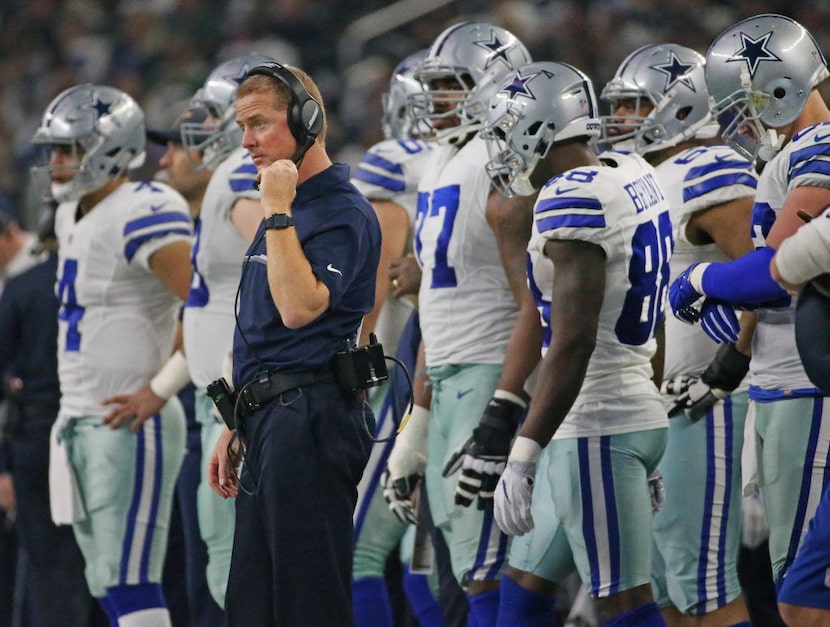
[57, 258, 86, 352]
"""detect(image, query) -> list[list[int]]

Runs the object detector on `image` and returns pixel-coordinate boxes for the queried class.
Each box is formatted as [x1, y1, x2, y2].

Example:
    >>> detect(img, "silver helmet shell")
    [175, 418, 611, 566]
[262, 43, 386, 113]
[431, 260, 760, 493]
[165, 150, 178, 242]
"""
[32, 84, 146, 202]
[481, 61, 601, 197]
[408, 21, 532, 145]
[182, 53, 276, 170]
[381, 50, 427, 141]
[704, 13, 829, 161]
[600, 43, 716, 155]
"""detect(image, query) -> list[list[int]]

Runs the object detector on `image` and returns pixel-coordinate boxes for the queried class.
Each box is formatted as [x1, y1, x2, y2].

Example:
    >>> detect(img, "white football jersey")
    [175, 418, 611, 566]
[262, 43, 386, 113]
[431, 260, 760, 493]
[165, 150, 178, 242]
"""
[351, 138, 433, 351]
[749, 123, 830, 391]
[528, 151, 672, 438]
[658, 144, 758, 381]
[351, 138, 435, 223]
[55, 181, 192, 417]
[183, 146, 258, 388]
[415, 135, 518, 366]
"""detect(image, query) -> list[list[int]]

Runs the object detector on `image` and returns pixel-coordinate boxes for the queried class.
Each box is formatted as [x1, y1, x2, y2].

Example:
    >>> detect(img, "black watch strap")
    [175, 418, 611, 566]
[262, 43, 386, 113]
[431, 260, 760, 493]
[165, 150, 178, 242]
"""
[264, 213, 294, 230]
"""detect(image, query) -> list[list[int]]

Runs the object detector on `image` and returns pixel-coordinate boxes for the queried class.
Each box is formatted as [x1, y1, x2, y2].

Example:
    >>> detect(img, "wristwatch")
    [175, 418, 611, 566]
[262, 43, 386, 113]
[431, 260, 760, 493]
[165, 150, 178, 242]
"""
[264, 213, 294, 230]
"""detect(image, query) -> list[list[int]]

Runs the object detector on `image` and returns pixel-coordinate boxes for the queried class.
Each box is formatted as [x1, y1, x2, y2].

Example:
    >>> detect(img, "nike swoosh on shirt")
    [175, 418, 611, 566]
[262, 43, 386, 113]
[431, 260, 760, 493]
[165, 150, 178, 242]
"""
[327, 263, 343, 276]
[457, 388, 474, 400]
[554, 186, 578, 195]
[815, 132, 830, 143]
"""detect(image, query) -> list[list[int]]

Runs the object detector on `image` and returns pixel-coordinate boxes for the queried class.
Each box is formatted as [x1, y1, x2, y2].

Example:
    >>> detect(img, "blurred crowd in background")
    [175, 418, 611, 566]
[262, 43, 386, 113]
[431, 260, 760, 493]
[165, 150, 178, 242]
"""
[0, 0, 827, 227]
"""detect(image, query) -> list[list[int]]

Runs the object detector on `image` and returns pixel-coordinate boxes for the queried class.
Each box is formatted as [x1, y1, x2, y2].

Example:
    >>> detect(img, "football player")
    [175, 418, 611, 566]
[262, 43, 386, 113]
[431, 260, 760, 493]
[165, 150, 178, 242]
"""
[386, 21, 537, 626]
[32, 84, 192, 626]
[484, 61, 671, 626]
[111, 53, 274, 610]
[665, 14, 830, 625]
[348, 50, 447, 627]
[601, 43, 757, 627]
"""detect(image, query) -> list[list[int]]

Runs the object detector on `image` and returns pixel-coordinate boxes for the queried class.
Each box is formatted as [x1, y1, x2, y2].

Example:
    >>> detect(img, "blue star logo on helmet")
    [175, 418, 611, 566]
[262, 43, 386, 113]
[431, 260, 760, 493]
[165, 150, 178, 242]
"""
[476, 31, 515, 70]
[227, 64, 250, 85]
[502, 71, 538, 100]
[727, 31, 782, 79]
[651, 52, 696, 92]
[92, 97, 112, 117]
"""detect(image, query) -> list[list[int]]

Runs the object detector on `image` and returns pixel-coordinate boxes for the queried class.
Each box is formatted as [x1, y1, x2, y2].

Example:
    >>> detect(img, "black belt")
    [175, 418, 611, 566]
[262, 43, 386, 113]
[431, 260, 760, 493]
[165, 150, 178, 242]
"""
[239, 366, 338, 416]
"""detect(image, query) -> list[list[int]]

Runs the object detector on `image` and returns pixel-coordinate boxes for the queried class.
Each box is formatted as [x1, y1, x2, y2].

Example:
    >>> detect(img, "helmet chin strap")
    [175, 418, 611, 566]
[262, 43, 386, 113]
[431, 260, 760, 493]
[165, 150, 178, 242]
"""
[757, 127, 785, 162]
[509, 153, 540, 197]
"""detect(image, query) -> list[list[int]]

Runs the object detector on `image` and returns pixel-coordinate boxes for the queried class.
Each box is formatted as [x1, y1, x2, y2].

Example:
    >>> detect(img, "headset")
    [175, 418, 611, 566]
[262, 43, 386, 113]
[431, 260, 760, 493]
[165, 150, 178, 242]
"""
[245, 61, 324, 164]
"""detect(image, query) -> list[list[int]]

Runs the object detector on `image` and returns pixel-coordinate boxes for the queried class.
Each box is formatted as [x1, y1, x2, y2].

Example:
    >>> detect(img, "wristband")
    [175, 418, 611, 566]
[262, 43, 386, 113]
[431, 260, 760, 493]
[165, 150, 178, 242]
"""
[149, 350, 190, 400]
[493, 388, 528, 409]
[510, 435, 543, 464]
[689, 263, 710, 294]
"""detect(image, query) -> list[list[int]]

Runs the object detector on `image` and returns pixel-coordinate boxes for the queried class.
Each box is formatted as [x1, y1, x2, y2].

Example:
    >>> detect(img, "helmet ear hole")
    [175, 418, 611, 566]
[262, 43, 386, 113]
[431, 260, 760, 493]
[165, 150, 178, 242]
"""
[773, 86, 786, 99]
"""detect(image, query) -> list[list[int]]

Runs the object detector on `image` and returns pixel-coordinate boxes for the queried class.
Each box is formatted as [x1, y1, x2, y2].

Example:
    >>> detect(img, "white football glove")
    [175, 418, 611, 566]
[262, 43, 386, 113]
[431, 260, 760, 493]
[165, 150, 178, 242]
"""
[493, 436, 541, 536]
[383, 404, 429, 524]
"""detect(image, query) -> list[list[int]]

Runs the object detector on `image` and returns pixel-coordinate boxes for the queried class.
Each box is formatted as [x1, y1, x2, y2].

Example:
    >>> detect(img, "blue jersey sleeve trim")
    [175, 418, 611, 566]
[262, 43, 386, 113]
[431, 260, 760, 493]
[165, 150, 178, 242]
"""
[536, 197, 603, 213]
[123, 211, 191, 236]
[125, 228, 191, 261]
[700, 247, 789, 304]
[683, 173, 758, 203]
[537, 214, 606, 231]
[360, 152, 404, 174]
[352, 169, 405, 192]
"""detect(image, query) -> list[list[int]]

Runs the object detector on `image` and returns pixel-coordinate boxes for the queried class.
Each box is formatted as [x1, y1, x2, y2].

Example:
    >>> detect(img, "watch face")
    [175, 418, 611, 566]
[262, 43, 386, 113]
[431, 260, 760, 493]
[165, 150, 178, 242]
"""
[266, 214, 293, 229]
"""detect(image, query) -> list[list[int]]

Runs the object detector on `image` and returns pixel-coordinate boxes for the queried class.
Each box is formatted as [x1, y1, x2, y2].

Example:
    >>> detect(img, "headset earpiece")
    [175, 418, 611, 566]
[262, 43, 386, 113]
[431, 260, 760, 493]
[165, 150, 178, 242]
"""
[246, 62, 323, 163]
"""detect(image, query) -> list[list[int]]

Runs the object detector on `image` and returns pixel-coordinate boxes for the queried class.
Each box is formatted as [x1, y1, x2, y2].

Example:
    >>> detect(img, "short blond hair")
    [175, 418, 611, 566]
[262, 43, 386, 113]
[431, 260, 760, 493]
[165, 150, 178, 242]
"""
[238, 65, 327, 142]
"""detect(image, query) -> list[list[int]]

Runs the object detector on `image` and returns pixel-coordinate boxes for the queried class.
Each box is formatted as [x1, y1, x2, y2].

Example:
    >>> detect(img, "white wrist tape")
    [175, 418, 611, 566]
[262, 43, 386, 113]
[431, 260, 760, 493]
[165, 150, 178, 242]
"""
[387, 404, 429, 478]
[775, 215, 830, 285]
[510, 435, 543, 464]
[149, 351, 190, 400]
[689, 262, 710, 294]
[493, 388, 528, 409]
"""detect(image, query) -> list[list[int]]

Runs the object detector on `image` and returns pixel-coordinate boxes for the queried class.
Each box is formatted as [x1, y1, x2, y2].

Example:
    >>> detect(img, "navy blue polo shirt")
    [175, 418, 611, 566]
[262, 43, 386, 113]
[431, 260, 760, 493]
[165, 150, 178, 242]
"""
[233, 163, 381, 388]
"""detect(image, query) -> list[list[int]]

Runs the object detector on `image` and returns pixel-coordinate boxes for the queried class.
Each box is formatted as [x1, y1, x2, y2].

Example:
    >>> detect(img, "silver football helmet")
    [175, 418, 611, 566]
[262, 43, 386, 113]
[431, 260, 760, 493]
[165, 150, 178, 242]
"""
[381, 49, 426, 140]
[31, 84, 146, 202]
[480, 61, 601, 197]
[600, 43, 716, 155]
[705, 13, 829, 162]
[182, 53, 276, 169]
[408, 21, 532, 145]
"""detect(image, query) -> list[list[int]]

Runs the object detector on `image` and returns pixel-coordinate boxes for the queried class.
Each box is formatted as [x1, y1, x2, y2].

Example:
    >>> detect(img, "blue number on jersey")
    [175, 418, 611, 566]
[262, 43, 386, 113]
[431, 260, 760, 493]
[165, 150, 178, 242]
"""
[616, 210, 673, 345]
[671, 146, 708, 165]
[186, 218, 209, 307]
[397, 139, 428, 154]
[414, 184, 460, 288]
[57, 258, 86, 351]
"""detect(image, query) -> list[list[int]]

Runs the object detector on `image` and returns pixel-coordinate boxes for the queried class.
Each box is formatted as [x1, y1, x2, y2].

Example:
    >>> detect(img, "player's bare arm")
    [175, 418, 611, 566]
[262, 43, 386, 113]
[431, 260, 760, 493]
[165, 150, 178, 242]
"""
[102, 241, 192, 430]
[230, 197, 264, 244]
[766, 185, 830, 249]
[518, 239, 605, 446]
[360, 198, 409, 345]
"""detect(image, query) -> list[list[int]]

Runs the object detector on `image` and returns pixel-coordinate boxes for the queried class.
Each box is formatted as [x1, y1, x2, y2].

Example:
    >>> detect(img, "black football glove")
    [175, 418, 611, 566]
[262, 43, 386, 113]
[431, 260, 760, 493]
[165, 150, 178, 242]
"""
[668, 342, 750, 421]
[442, 395, 525, 509]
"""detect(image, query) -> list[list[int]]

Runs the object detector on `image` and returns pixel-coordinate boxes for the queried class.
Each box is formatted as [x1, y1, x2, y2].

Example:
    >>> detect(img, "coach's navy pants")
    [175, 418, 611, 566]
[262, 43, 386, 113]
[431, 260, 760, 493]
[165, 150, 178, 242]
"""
[226, 382, 374, 626]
